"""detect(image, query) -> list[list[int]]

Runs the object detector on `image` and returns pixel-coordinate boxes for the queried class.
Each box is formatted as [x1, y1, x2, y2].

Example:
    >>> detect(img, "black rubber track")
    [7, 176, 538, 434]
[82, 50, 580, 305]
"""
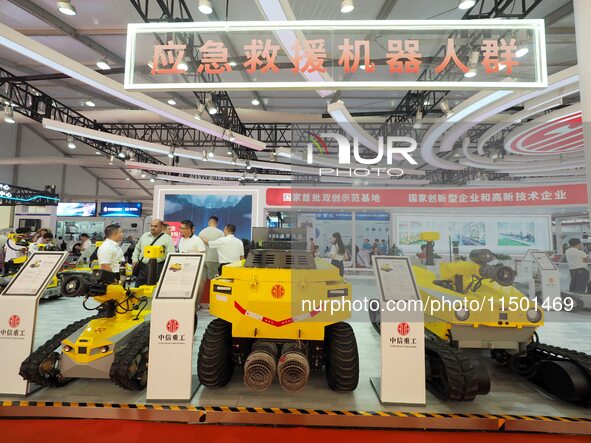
[19, 314, 102, 387]
[324, 322, 359, 392]
[197, 318, 234, 387]
[109, 322, 150, 391]
[425, 339, 483, 401]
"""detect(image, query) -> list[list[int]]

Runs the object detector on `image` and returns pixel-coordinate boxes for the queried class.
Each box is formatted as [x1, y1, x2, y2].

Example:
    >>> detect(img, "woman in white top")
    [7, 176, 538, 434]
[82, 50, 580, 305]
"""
[329, 232, 346, 277]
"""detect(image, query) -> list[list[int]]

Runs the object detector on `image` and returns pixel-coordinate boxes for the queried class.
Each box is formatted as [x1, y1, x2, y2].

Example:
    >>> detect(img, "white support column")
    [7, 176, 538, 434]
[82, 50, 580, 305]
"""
[574, 0, 591, 216]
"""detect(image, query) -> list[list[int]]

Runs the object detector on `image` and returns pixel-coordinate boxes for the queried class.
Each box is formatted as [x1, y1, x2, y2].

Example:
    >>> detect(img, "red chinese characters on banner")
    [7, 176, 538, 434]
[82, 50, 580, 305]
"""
[481, 38, 519, 74]
[386, 40, 422, 74]
[243, 39, 281, 74]
[151, 41, 186, 75]
[338, 39, 375, 73]
[266, 185, 587, 208]
[291, 39, 327, 73]
[197, 40, 232, 74]
[435, 38, 469, 74]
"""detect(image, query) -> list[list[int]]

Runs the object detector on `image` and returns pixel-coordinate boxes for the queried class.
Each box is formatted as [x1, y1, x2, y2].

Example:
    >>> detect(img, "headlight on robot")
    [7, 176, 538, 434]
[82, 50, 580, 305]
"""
[63, 345, 72, 352]
[454, 308, 470, 321]
[526, 308, 542, 323]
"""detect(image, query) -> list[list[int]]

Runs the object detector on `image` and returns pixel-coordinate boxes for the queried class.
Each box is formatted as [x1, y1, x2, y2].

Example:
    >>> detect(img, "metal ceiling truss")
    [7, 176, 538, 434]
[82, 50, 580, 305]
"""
[129, 0, 248, 155]
[379, 0, 543, 132]
[463, 0, 545, 20]
[0, 67, 163, 165]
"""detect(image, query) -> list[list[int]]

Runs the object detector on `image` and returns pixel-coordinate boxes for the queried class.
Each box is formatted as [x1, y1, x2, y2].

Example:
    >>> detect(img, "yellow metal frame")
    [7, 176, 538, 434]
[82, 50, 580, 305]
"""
[209, 259, 352, 341]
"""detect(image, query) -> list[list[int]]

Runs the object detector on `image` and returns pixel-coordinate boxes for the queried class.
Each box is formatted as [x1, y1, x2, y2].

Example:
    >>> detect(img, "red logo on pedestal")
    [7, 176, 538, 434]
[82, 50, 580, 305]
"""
[271, 284, 285, 299]
[166, 319, 179, 333]
[8, 315, 20, 329]
[397, 322, 410, 336]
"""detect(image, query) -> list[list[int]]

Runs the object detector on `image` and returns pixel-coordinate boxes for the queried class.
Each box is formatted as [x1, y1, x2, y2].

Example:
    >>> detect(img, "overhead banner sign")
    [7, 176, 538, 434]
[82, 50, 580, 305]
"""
[266, 184, 587, 208]
[125, 20, 547, 91]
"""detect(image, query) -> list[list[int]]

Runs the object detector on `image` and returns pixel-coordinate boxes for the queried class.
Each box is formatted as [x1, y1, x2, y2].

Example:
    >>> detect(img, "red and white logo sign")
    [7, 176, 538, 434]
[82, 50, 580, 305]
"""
[166, 319, 179, 333]
[506, 110, 583, 156]
[271, 284, 285, 299]
[8, 314, 20, 329]
[397, 322, 410, 336]
[266, 184, 587, 209]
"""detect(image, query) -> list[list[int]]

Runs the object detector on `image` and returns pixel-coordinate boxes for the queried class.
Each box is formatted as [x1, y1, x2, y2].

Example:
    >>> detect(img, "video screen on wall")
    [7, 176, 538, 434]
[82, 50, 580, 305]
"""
[99, 202, 142, 217]
[57, 202, 96, 217]
[163, 194, 253, 243]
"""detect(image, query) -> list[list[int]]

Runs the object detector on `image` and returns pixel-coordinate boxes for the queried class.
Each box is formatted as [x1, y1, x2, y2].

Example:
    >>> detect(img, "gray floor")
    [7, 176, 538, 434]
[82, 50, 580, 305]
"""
[3, 279, 591, 418]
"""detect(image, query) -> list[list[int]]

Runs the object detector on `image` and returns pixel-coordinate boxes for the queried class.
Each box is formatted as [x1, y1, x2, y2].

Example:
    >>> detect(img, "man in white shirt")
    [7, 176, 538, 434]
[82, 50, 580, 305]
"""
[565, 238, 591, 293]
[178, 220, 206, 254]
[198, 215, 225, 279]
[97, 224, 125, 274]
[79, 233, 92, 252]
[200, 224, 244, 275]
[4, 227, 31, 268]
[132, 219, 175, 286]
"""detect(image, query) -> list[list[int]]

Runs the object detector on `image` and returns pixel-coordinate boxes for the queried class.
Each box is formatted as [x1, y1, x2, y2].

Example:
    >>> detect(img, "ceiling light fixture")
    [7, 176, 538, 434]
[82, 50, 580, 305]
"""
[167, 147, 175, 159]
[57, 0, 77, 16]
[118, 149, 127, 159]
[150, 177, 155, 183]
[413, 110, 423, 129]
[253, 171, 259, 182]
[198, 0, 213, 15]
[440, 98, 454, 118]
[458, 0, 476, 10]
[177, 60, 188, 71]
[84, 99, 95, 107]
[141, 172, 146, 178]
[229, 61, 237, 67]
[205, 94, 217, 114]
[516, 45, 529, 58]
[340, 0, 355, 13]
[251, 98, 260, 106]
[95, 150, 101, 155]
[3, 105, 15, 124]
[108, 155, 114, 165]
[125, 177, 130, 181]
[202, 151, 208, 161]
[167, 97, 177, 106]
[96, 58, 110, 70]
[208, 148, 215, 158]
[464, 50, 479, 78]
[67, 134, 76, 149]
[246, 159, 252, 170]
[239, 171, 246, 181]
[194, 102, 205, 120]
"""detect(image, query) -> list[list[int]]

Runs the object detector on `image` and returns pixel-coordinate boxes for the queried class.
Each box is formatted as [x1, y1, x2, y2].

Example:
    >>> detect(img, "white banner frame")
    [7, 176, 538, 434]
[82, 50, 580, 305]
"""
[125, 19, 547, 91]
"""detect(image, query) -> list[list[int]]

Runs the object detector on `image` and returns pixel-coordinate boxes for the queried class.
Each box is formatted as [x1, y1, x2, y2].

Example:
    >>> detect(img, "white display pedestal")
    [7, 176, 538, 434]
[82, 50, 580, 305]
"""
[370, 256, 426, 405]
[518, 250, 561, 310]
[0, 251, 68, 396]
[147, 253, 205, 402]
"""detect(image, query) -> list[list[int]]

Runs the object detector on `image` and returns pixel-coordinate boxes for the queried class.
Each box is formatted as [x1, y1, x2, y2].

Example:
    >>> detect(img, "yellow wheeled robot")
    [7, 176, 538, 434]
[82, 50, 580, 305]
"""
[199, 228, 359, 392]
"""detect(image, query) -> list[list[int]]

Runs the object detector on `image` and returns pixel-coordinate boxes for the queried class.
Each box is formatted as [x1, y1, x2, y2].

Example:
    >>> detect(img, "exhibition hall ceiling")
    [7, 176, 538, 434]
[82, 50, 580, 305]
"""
[0, 0, 582, 203]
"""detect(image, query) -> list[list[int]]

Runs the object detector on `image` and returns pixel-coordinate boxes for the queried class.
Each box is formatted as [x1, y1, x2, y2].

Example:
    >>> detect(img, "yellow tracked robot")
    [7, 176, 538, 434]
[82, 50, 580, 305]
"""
[370, 232, 591, 403]
[199, 228, 359, 392]
[19, 245, 163, 390]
